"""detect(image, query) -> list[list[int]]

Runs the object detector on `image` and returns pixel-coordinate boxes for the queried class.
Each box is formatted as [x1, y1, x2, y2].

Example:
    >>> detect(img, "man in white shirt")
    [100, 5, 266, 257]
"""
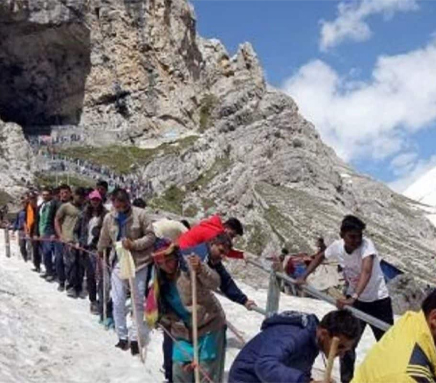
[298, 215, 394, 383]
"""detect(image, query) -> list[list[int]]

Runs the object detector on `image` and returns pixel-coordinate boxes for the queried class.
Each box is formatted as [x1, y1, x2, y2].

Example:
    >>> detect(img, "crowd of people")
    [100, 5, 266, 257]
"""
[7, 181, 436, 383]
[37, 150, 154, 199]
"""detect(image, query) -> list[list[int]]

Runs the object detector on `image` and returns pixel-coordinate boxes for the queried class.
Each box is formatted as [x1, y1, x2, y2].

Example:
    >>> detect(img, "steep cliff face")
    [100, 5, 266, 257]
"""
[0, 0, 435, 286]
[0, 118, 34, 203]
[0, 0, 266, 141]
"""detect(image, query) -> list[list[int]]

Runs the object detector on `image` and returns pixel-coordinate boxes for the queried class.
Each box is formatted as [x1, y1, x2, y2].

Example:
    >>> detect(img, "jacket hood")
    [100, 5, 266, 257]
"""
[261, 311, 319, 332]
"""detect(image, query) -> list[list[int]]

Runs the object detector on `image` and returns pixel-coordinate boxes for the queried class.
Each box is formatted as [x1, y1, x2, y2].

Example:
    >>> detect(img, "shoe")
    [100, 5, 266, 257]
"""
[32, 267, 41, 273]
[40, 273, 48, 279]
[104, 317, 115, 330]
[115, 339, 129, 351]
[79, 290, 87, 300]
[46, 275, 55, 283]
[90, 301, 99, 315]
[130, 341, 140, 356]
[66, 288, 77, 298]
[57, 283, 65, 292]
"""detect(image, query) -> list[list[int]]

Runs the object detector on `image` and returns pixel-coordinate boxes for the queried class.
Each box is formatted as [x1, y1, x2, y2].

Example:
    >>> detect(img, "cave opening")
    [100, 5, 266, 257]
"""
[0, 21, 91, 134]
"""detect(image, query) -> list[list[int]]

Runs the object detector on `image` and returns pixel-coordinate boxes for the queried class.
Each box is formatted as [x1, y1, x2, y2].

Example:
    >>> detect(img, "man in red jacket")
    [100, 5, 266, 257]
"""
[177, 216, 245, 259]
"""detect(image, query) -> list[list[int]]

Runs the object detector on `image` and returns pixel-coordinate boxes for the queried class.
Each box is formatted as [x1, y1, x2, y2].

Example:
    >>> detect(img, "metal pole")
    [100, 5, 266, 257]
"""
[247, 259, 391, 332]
[266, 270, 280, 316]
[4, 229, 11, 258]
[216, 289, 268, 317]
[250, 305, 268, 316]
[190, 268, 201, 383]
[276, 271, 391, 332]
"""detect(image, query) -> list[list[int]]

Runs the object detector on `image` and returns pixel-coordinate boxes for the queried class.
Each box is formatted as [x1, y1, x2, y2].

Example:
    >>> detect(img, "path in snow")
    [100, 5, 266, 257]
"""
[0, 235, 375, 383]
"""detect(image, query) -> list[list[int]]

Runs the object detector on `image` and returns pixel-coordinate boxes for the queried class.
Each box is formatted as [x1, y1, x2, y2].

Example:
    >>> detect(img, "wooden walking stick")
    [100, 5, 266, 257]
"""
[324, 336, 340, 383]
[190, 266, 201, 383]
[102, 250, 108, 327]
[4, 229, 11, 258]
[226, 320, 246, 346]
[126, 255, 145, 364]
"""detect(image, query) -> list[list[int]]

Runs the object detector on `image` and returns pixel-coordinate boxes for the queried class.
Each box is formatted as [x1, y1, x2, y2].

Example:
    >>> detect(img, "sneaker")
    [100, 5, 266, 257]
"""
[90, 301, 99, 315]
[57, 283, 65, 292]
[46, 275, 55, 283]
[104, 317, 115, 330]
[115, 339, 129, 351]
[130, 341, 140, 356]
[66, 288, 77, 298]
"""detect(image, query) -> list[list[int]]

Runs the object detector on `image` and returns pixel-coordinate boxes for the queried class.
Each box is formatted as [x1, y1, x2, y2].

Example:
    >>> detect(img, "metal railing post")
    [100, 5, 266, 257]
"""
[266, 269, 280, 316]
[4, 229, 11, 258]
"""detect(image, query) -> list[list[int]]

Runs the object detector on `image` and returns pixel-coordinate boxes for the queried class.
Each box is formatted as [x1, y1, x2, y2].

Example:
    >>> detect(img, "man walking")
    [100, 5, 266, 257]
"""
[55, 187, 86, 297]
[13, 197, 29, 262]
[35, 187, 58, 282]
[53, 184, 73, 291]
[98, 189, 155, 356]
[25, 192, 40, 272]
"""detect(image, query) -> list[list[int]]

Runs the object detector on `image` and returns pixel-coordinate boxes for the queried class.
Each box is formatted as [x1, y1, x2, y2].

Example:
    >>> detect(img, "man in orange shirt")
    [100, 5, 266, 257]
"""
[25, 192, 41, 272]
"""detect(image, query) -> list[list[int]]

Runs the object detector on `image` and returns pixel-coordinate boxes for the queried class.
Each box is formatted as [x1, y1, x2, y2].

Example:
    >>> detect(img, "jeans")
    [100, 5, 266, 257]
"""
[31, 239, 41, 270]
[55, 242, 66, 284]
[111, 263, 150, 343]
[18, 233, 28, 262]
[41, 236, 55, 276]
[98, 256, 113, 321]
[340, 297, 394, 383]
[64, 247, 84, 293]
[84, 252, 97, 302]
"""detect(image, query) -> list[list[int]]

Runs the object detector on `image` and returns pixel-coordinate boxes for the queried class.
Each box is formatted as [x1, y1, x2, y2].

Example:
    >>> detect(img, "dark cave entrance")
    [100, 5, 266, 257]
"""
[0, 21, 91, 134]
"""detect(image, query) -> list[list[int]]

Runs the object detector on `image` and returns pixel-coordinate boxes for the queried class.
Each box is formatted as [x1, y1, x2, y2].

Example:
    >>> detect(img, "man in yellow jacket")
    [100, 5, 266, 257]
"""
[352, 289, 436, 383]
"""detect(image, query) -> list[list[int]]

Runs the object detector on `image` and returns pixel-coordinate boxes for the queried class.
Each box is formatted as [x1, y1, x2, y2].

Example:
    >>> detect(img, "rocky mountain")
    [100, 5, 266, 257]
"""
[0, 118, 34, 206]
[0, 0, 435, 294]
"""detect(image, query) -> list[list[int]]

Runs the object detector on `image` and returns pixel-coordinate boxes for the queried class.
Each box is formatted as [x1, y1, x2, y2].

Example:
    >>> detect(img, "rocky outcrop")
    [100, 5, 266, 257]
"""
[0, 118, 34, 203]
[0, 0, 435, 299]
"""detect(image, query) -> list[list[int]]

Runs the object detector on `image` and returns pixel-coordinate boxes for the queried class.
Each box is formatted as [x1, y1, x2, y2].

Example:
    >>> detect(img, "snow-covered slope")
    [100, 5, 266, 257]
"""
[405, 166, 436, 207]
[404, 167, 436, 227]
[0, 236, 375, 383]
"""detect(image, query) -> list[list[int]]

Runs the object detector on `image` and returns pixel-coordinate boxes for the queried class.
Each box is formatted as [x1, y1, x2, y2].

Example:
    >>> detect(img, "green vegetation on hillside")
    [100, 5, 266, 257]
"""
[245, 222, 269, 256]
[199, 94, 218, 132]
[149, 185, 186, 215]
[58, 136, 199, 174]
[184, 204, 199, 218]
[187, 155, 232, 192]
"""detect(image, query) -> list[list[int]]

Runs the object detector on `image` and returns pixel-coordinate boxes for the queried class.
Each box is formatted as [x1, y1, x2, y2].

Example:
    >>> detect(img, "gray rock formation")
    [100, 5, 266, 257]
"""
[0, 118, 34, 203]
[0, 0, 435, 306]
[387, 275, 427, 315]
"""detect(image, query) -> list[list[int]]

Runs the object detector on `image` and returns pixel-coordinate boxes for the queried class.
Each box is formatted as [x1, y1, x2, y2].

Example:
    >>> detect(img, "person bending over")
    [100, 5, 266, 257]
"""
[229, 310, 360, 383]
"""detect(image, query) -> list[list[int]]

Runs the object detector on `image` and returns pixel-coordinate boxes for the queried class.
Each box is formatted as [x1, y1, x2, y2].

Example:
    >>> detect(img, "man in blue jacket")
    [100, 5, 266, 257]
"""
[229, 310, 360, 383]
[13, 197, 28, 262]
